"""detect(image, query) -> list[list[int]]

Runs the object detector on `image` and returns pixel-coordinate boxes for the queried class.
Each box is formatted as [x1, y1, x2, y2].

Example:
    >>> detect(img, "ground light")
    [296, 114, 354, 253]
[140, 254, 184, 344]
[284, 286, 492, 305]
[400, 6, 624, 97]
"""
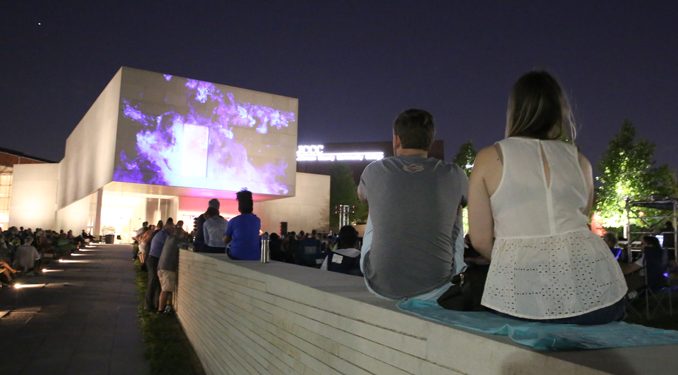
[13, 283, 46, 289]
[41, 268, 64, 273]
[58, 259, 91, 264]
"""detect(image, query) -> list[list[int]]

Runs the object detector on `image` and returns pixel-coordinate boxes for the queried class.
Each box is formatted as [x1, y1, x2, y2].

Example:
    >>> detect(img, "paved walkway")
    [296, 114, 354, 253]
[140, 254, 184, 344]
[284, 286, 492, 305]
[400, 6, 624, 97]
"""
[0, 243, 149, 375]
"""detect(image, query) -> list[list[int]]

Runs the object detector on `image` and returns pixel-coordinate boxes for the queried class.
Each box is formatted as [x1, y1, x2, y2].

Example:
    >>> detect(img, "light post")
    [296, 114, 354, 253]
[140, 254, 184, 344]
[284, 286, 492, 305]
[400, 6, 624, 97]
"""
[334, 204, 355, 229]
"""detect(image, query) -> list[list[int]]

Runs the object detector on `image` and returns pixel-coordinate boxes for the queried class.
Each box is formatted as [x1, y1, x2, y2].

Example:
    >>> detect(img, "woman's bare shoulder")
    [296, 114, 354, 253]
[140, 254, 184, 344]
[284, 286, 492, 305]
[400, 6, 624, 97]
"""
[474, 144, 502, 170]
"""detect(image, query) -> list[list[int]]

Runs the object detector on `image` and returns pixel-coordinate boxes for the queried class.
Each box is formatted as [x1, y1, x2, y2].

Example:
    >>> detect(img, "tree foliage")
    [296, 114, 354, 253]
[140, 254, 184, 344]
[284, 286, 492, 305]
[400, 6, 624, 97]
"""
[595, 121, 677, 228]
[329, 164, 367, 231]
[453, 141, 477, 177]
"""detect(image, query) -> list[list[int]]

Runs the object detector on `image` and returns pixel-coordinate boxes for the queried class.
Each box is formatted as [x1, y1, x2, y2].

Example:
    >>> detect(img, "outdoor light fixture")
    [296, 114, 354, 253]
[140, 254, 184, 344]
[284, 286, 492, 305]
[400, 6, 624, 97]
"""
[41, 268, 64, 273]
[58, 259, 91, 264]
[13, 283, 46, 289]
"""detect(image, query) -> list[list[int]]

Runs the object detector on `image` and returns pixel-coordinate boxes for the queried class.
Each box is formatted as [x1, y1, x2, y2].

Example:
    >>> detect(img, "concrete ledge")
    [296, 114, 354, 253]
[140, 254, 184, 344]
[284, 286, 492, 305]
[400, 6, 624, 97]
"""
[177, 250, 677, 375]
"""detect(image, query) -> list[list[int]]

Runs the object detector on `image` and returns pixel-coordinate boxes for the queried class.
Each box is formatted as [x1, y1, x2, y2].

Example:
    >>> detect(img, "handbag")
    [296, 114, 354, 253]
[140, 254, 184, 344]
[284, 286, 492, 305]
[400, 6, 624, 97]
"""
[436, 264, 489, 311]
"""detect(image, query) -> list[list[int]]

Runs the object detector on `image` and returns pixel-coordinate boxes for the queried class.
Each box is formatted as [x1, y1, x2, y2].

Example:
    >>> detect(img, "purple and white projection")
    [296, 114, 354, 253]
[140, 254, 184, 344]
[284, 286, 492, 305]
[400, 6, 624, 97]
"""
[113, 73, 297, 196]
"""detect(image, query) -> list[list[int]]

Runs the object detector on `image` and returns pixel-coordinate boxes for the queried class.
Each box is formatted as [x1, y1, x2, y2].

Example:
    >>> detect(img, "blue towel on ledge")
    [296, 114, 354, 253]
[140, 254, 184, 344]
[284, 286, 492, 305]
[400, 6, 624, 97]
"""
[397, 299, 678, 351]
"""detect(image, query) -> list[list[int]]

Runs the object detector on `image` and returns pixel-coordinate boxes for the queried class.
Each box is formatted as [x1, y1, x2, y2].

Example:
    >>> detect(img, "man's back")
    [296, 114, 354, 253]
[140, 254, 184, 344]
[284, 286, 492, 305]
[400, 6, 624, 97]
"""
[14, 244, 40, 270]
[359, 155, 467, 299]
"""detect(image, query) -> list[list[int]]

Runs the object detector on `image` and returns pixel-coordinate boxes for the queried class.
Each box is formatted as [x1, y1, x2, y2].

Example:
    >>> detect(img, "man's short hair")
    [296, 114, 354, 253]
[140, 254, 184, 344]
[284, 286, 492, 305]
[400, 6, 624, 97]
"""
[393, 109, 435, 150]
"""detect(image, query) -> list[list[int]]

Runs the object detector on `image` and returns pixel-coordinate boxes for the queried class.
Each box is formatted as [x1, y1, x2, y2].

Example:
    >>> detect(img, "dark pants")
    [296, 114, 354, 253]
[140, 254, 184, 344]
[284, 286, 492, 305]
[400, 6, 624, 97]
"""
[145, 256, 160, 311]
[495, 298, 626, 325]
[202, 246, 225, 254]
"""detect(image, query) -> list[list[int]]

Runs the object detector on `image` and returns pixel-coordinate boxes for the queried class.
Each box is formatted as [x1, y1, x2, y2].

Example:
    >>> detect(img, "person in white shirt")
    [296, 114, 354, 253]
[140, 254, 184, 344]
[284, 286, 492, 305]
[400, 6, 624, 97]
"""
[468, 71, 626, 324]
[13, 236, 41, 273]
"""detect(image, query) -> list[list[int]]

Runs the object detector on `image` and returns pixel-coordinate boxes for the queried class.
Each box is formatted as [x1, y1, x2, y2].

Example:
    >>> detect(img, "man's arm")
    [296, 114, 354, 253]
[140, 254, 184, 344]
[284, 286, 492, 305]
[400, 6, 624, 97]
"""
[357, 181, 367, 203]
[223, 222, 233, 245]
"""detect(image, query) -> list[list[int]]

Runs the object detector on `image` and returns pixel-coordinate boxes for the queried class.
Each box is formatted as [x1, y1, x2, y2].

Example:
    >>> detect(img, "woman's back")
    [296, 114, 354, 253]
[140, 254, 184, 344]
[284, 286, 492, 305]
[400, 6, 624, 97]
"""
[479, 138, 627, 319]
[491, 137, 589, 238]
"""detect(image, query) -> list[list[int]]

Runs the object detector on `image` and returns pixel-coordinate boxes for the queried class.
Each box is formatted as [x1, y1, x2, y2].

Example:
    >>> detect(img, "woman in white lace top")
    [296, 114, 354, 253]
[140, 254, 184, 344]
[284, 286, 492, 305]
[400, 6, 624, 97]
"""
[468, 71, 627, 324]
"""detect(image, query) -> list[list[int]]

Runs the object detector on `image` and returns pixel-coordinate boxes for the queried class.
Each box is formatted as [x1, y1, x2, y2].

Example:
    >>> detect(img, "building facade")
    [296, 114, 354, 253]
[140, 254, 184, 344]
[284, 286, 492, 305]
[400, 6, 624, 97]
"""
[8, 67, 330, 239]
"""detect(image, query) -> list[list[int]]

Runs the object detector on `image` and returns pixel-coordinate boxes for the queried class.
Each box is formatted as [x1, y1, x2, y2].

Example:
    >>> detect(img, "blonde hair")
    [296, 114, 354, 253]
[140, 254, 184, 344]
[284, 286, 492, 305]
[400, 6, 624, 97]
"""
[505, 71, 576, 143]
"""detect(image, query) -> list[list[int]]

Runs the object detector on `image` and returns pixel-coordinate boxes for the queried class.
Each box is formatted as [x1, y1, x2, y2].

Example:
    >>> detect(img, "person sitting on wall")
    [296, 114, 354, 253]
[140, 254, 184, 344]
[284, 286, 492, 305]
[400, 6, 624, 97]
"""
[320, 225, 362, 276]
[203, 206, 228, 253]
[358, 108, 468, 300]
[224, 190, 261, 260]
[193, 199, 220, 252]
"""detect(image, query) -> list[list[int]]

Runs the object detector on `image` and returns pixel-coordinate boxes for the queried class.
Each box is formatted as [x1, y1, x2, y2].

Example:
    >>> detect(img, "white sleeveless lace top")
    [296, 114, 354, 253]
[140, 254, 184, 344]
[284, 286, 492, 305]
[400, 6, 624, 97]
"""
[481, 137, 627, 319]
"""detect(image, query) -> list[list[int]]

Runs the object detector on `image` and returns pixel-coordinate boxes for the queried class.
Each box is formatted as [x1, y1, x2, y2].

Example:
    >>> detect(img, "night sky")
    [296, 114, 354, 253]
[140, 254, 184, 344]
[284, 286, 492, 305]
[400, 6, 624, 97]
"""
[2, 1, 676, 173]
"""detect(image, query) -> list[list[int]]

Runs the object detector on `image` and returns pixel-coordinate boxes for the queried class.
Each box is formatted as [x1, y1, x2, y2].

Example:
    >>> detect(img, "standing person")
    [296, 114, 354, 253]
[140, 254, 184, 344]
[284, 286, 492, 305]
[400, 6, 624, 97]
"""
[358, 109, 468, 300]
[138, 225, 155, 266]
[203, 206, 228, 253]
[132, 221, 149, 259]
[146, 220, 174, 312]
[224, 190, 261, 260]
[175, 220, 188, 240]
[468, 70, 627, 324]
[193, 199, 220, 252]
[157, 231, 182, 314]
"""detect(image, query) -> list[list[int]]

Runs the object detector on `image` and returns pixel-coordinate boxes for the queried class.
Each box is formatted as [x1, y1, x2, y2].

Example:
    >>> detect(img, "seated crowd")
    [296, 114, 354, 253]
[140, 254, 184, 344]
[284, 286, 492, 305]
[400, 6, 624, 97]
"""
[0, 226, 94, 286]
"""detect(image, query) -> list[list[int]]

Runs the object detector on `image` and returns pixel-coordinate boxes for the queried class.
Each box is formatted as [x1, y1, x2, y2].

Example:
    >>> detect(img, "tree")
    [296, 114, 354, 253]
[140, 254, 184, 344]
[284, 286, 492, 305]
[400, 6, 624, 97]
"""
[329, 164, 367, 231]
[453, 141, 476, 177]
[595, 121, 677, 228]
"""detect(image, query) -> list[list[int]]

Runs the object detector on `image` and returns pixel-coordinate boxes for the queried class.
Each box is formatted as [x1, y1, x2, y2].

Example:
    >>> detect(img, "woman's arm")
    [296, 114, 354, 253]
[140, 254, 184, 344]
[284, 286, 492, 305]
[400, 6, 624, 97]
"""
[578, 152, 595, 216]
[468, 146, 501, 260]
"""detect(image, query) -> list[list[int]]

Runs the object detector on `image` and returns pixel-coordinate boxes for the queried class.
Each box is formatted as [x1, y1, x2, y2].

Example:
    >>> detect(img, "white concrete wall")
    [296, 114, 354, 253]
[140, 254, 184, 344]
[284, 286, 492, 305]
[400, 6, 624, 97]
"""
[258, 172, 330, 234]
[56, 191, 98, 234]
[9, 163, 59, 229]
[58, 69, 121, 209]
[177, 252, 630, 375]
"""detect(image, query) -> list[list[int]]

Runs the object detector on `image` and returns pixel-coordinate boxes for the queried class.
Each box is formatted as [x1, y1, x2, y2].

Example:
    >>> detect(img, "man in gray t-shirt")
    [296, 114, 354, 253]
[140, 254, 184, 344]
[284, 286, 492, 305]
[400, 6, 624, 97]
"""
[358, 109, 468, 300]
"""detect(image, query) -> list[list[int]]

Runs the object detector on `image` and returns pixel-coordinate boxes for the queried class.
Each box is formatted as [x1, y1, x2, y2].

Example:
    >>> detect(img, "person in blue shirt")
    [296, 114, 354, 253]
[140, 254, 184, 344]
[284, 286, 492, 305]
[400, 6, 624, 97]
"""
[224, 190, 261, 260]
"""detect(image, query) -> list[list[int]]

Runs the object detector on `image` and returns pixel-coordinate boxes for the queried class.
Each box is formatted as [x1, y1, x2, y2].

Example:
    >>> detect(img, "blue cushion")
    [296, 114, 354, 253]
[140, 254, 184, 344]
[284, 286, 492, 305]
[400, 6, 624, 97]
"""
[397, 299, 678, 351]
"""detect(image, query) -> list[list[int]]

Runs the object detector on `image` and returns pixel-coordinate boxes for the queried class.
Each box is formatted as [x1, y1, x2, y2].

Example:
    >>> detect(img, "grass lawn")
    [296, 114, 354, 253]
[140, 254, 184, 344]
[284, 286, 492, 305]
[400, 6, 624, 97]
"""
[134, 261, 205, 375]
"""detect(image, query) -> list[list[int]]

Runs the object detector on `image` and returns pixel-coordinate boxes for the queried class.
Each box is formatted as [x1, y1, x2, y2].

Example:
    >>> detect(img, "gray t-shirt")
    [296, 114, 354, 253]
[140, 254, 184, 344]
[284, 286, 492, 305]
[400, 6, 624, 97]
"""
[158, 235, 181, 272]
[358, 155, 468, 299]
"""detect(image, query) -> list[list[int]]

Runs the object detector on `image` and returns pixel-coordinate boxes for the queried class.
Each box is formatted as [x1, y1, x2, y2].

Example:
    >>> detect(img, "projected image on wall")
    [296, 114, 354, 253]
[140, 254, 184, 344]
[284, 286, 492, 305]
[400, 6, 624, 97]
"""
[113, 69, 297, 196]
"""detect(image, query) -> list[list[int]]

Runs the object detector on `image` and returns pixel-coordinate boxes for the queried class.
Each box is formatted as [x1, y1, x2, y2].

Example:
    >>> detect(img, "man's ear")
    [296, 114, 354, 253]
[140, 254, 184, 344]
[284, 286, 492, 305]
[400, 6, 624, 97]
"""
[393, 133, 401, 152]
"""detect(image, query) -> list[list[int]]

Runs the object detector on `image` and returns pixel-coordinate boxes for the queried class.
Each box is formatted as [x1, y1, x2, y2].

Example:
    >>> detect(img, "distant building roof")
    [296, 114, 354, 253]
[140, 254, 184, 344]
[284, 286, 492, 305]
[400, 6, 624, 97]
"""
[0, 146, 55, 166]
